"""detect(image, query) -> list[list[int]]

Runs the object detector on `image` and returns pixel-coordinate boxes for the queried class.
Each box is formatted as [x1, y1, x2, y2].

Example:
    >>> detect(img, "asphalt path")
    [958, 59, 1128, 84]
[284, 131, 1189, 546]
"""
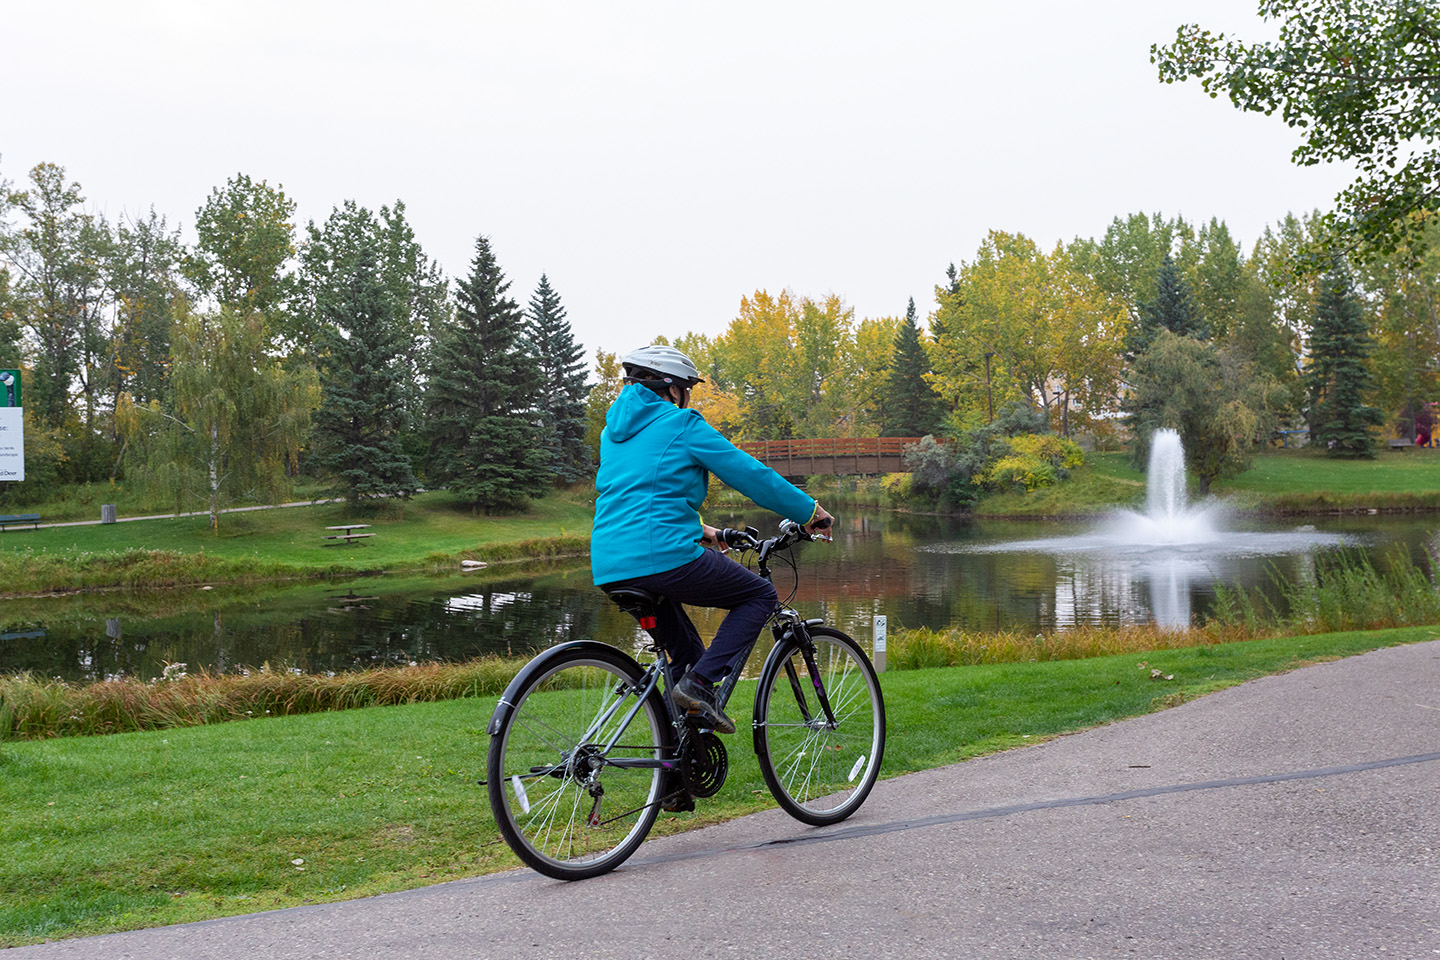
[10, 640, 1440, 959]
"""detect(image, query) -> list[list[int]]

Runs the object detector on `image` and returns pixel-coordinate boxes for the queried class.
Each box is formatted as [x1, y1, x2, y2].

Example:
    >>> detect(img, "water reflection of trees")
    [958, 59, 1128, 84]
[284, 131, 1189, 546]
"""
[4, 515, 1433, 683]
[1, 579, 624, 682]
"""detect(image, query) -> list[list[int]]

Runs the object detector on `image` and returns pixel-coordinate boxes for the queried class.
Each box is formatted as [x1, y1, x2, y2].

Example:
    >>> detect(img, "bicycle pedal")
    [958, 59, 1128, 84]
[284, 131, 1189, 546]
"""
[661, 793, 695, 813]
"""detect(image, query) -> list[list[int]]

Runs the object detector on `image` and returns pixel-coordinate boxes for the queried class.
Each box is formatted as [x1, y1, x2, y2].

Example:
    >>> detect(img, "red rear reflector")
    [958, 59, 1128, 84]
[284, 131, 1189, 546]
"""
[639, 616, 657, 629]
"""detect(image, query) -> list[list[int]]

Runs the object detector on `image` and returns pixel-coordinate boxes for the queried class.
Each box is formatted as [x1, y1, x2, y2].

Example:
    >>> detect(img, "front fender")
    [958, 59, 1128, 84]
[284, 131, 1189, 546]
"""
[486, 640, 647, 736]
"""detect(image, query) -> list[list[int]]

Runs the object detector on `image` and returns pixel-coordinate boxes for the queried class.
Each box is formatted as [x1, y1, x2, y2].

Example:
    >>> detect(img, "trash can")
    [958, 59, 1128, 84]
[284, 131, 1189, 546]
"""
[101, 504, 117, 524]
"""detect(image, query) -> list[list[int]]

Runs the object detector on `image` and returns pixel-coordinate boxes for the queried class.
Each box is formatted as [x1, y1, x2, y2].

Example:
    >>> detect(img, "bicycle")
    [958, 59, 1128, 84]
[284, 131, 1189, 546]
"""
[484, 518, 887, 880]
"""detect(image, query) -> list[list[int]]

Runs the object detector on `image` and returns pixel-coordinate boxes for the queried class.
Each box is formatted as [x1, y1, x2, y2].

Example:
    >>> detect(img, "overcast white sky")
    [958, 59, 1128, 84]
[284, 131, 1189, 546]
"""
[2, 1, 1356, 361]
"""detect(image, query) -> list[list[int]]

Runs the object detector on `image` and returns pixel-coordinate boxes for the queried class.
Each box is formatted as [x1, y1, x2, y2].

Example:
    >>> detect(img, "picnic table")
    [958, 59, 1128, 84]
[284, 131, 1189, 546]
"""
[0, 513, 41, 532]
[322, 524, 375, 546]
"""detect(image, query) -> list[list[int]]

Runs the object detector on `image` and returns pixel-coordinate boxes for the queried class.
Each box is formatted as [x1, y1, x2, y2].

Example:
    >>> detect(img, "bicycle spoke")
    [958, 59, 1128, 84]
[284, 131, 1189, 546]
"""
[776, 732, 820, 791]
[757, 629, 884, 826]
[488, 651, 666, 879]
[526, 779, 573, 859]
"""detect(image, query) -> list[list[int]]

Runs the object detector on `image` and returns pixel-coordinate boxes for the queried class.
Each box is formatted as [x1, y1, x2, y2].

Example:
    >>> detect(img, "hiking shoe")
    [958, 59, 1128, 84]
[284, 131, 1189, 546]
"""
[671, 674, 736, 735]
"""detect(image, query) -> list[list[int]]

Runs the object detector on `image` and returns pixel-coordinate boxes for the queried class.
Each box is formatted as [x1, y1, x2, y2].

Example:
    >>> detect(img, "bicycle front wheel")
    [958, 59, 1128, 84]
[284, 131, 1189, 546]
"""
[487, 645, 668, 880]
[754, 626, 885, 826]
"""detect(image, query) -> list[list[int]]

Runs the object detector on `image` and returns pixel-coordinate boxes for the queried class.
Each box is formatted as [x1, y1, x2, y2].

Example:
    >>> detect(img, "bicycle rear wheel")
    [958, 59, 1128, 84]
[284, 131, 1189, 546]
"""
[754, 626, 885, 826]
[487, 644, 668, 879]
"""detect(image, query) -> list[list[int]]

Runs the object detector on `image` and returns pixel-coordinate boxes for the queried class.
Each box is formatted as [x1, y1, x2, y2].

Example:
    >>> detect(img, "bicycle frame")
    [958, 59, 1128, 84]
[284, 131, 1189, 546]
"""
[486, 525, 841, 792]
[712, 608, 838, 730]
[486, 519, 883, 878]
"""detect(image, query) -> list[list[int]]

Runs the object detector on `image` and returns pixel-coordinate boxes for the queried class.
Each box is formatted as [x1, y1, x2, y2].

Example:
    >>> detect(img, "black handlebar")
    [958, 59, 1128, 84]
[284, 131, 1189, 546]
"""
[715, 518, 833, 596]
[720, 526, 761, 549]
[771, 518, 830, 547]
[715, 518, 832, 570]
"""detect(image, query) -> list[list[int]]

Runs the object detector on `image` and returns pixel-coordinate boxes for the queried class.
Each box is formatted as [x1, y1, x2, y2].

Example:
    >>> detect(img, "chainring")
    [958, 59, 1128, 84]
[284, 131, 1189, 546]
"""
[680, 731, 729, 798]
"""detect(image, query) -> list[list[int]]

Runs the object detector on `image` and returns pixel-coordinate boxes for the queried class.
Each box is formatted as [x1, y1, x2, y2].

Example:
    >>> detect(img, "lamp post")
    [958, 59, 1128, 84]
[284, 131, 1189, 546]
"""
[983, 352, 995, 424]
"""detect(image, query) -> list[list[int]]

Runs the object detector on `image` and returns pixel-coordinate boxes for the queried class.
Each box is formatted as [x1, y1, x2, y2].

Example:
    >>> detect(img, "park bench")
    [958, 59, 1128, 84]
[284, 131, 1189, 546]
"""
[322, 524, 375, 546]
[0, 513, 41, 531]
[1388, 438, 1416, 451]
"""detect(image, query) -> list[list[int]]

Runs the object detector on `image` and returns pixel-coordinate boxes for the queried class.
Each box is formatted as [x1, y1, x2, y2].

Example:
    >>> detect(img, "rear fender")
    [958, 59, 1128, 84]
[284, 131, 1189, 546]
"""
[487, 640, 648, 736]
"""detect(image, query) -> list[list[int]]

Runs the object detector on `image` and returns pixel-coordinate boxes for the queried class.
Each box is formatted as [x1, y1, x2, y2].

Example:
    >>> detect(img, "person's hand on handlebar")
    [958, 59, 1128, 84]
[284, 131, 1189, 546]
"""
[699, 523, 728, 551]
[805, 504, 834, 538]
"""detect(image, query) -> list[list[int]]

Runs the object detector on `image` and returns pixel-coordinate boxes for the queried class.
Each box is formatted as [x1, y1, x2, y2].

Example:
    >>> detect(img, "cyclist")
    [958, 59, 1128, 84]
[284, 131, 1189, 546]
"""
[592, 344, 833, 735]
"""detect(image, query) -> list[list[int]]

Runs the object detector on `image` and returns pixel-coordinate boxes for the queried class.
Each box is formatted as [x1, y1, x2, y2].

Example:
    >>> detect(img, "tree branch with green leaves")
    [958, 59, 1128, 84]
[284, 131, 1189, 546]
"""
[1152, 0, 1440, 263]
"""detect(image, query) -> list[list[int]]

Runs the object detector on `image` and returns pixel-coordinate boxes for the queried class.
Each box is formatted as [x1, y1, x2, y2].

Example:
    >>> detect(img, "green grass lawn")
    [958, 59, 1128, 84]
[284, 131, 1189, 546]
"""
[2, 623, 1434, 946]
[0, 491, 594, 594]
[977, 447, 1440, 517]
[1214, 446, 1440, 496]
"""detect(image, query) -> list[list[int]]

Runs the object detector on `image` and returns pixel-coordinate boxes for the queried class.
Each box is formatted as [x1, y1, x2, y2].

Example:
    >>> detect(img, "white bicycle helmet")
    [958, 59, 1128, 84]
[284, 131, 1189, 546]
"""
[620, 344, 704, 386]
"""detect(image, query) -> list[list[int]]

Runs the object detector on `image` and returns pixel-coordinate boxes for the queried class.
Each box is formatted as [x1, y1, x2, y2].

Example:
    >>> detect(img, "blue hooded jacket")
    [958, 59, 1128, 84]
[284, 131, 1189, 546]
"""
[591, 384, 818, 585]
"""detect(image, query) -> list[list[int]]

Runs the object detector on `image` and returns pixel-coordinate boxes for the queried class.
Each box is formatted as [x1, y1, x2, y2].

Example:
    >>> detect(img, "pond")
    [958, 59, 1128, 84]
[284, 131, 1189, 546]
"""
[1, 509, 1435, 683]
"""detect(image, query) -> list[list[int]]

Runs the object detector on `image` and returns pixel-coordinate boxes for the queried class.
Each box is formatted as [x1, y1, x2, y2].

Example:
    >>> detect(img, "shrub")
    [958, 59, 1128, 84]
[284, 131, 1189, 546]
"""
[902, 435, 952, 494]
[1007, 433, 1085, 470]
[984, 455, 1057, 491]
[880, 472, 912, 505]
[976, 432, 1086, 492]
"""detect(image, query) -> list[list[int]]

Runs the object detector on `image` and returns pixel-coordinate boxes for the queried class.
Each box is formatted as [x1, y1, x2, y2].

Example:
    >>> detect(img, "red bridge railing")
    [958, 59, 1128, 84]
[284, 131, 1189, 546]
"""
[736, 437, 927, 475]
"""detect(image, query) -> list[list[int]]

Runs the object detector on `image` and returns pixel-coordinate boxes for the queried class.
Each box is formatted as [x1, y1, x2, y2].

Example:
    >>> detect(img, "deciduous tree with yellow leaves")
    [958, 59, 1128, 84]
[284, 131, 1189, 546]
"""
[929, 232, 1127, 435]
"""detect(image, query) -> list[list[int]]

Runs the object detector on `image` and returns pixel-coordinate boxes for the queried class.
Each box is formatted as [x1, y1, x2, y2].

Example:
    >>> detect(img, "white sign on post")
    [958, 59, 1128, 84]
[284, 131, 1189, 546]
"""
[873, 614, 887, 673]
[0, 369, 23, 482]
[0, 408, 23, 482]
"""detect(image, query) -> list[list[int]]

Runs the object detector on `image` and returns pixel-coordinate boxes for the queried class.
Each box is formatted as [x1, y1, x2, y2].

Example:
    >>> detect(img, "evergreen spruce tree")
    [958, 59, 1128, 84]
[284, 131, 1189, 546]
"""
[1306, 256, 1382, 458]
[930, 263, 962, 341]
[311, 238, 419, 508]
[527, 274, 591, 482]
[945, 262, 961, 297]
[881, 297, 944, 436]
[425, 235, 549, 510]
[1125, 254, 1208, 360]
[375, 201, 448, 472]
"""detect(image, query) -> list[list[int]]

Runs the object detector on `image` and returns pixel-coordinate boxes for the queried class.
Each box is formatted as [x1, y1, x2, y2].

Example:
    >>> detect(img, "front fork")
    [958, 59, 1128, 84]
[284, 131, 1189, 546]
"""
[767, 613, 839, 730]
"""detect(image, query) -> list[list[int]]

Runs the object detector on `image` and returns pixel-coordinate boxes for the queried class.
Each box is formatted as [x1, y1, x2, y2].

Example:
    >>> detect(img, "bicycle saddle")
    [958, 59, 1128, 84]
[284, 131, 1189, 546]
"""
[603, 586, 663, 608]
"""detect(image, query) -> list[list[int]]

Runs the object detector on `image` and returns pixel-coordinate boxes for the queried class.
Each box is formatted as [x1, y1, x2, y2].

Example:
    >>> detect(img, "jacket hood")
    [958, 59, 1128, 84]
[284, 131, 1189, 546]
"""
[605, 383, 683, 442]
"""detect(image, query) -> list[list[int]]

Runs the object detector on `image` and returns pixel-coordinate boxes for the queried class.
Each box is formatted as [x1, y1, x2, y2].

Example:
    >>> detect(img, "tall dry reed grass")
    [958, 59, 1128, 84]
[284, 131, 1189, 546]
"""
[1, 657, 527, 741]
[0, 624, 1261, 741]
[882, 622, 1265, 671]
[1211, 547, 1440, 633]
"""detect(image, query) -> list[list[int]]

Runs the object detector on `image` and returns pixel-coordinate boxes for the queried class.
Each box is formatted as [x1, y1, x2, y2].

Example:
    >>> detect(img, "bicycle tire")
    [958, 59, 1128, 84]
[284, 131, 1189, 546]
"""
[753, 626, 885, 826]
[487, 644, 669, 880]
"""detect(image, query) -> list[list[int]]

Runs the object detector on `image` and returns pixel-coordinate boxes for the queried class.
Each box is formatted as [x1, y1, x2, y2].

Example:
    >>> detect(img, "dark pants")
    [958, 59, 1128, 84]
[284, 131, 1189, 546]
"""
[603, 549, 777, 683]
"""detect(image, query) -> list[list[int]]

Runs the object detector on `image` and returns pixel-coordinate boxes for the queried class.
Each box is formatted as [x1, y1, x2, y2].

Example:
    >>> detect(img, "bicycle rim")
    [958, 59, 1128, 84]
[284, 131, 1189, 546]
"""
[757, 627, 885, 826]
[488, 651, 665, 879]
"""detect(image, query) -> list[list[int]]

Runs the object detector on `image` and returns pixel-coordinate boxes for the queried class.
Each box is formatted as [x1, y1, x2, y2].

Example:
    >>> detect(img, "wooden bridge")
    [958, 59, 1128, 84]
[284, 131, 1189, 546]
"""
[737, 437, 926, 476]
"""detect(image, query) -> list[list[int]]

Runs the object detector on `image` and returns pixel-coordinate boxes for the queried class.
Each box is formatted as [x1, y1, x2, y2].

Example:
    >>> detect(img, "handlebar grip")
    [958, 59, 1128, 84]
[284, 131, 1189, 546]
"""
[811, 515, 833, 530]
[721, 527, 758, 549]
